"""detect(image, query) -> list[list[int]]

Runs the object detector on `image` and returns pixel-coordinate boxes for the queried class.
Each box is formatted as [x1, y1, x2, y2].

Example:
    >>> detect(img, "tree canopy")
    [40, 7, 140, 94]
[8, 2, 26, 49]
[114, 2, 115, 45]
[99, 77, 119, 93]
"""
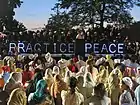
[49, 0, 140, 31]
[0, 0, 24, 32]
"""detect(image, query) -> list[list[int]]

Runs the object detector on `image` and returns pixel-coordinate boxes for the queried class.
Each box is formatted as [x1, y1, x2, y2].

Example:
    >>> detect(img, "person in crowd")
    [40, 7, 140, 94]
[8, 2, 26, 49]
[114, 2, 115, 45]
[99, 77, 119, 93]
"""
[28, 79, 54, 105]
[76, 75, 87, 100]
[76, 29, 85, 40]
[105, 54, 114, 70]
[83, 72, 95, 99]
[67, 59, 78, 73]
[52, 66, 60, 76]
[43, 68, 54, 93]
[96, 67, 109, 89]
[76, 66, 87, 77]
[45, 53, 56, 69]
[121, 54, 131, 67]
[129, 55, 140, 68]
[61, 76, 84, 105]
[84, 83, 111, 105]
[75, 55, 86, 71]
[108, 71, 121, 105]
[26, 70, 43, 98]
[0, 68, 4, 89]
[119, 77, 136, 105]
[135, 77, 140, 105]
[7, 88, 27, 105]
[51, 74, 68, 105]
[134, 67, 140, 105]
[3, 72, 23, 95]
[22, 64, 34, 86]
[64, 70, 71, 84]
[2, 63, 11, 83]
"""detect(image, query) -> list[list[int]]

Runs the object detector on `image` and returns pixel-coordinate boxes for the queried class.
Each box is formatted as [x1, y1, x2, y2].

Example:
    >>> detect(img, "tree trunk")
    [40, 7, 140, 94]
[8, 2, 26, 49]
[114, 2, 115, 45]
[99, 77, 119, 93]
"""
[100, 1, 105, 33]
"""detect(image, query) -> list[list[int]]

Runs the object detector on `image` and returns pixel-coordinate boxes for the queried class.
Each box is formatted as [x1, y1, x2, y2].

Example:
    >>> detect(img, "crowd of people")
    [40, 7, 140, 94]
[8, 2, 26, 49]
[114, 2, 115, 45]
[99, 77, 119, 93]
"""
[0, 24, 139, 56]
[0, 53, 140, 105]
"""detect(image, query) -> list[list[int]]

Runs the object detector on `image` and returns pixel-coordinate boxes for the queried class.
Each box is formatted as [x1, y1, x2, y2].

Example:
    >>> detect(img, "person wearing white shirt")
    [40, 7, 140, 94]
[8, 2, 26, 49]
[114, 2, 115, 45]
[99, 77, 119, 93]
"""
[119, 77, 136, 105]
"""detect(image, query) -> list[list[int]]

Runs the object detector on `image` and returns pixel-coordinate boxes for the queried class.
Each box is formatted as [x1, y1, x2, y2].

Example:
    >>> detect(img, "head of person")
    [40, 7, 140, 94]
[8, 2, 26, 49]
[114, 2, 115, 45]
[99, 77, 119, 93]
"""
[136, 67, 140, 77]
[79, 66, 87, 74]
[33, 71, 43, 85]
[44, 68, 52, 78]
[52, 66, 60, 76]
[34, 79, 48, 99]
[8, 72, 22, 84]
[24, 64, 29, 72]
[77, 76, 84, 88]
[54, 74, 62, 82]
[69, 76, 77, 94]
[93, 83, 106, 99]
[109, 73, 120, 87]
[37, 59, 42, 65]
[120, 77, 133, 91]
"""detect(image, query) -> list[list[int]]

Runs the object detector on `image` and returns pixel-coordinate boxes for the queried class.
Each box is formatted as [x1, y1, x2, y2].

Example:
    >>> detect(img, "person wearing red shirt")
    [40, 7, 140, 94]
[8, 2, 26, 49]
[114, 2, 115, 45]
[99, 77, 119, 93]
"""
[67, 59, 78, 73]
[22, 64, 34, 87]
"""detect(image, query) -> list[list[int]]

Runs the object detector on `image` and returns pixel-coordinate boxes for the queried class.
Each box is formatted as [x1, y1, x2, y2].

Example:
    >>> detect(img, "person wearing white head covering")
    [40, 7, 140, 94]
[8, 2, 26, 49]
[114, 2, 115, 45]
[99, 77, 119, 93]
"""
[52, 66, 60, 76]
[121, 55, 131, 67]
[43, 68, 54, 93]
[108, 71, 121, 105]
[45, 53, 56, 69]
[135, 77, 140, 105]
[58, 59, 68, 77]
[76, 66, 87, 77]
[28, 54, 34, 60]
[64, 70, 71, 84]
[119, 77, 136, 105]
[83, 72, 95, 98]
[3, 72, 23, 95]
[95, 57, 106, 66]
[76, 75, 87, 100]
[134, 67, 140, 105]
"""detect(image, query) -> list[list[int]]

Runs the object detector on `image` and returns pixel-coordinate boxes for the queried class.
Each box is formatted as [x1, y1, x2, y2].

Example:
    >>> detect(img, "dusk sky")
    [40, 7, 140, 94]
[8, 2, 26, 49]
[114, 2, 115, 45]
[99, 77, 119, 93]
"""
[14, 0, 140, 29]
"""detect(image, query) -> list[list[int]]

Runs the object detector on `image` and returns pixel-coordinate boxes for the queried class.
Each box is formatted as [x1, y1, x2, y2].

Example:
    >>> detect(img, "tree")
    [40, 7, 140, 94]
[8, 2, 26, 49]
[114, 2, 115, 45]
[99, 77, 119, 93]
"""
[51, 0, 140, 31]
[0, 0, 23, 31]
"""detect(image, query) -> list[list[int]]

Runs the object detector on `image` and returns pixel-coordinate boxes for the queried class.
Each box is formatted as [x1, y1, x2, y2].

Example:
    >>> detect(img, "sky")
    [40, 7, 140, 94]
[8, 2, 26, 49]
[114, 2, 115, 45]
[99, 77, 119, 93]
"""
[15, 0, 140, 30]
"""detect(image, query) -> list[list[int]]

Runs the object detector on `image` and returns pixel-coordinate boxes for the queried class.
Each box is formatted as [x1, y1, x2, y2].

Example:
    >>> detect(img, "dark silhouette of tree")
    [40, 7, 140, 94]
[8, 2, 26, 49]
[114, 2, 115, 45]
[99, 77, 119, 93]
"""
[0, 0, 23, 32]
[50, 0, 140, 32]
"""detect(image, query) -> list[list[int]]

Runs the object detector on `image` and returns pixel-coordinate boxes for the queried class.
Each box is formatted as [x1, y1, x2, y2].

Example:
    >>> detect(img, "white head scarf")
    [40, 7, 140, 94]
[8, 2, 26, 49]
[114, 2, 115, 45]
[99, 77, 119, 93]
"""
[8, 72, 22, 84]
[58, 59, 67, 69]
[122, 77, 133, 89]
[52, 66, 60, 75]
[45, 68, 53, 78]
[83, 72, 95, 87]
[95, 57, 105, 66]
[136, 67, 140, 77]
[28, 54, 34, 60]
[64, 70, 71, 84]
[45, 53, 53, 63]
[76, 66, 87, 77]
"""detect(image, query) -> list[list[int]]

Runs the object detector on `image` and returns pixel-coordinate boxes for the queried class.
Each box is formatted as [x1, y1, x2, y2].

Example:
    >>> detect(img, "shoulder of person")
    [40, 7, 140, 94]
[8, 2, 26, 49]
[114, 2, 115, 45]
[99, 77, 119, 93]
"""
[61, 90, 68, 97]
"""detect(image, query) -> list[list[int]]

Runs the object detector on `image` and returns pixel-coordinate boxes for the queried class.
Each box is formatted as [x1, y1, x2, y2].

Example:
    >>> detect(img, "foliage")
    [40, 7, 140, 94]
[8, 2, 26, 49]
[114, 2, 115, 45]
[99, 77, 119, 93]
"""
[0, 0, 24, 32]
[49, 0, 140, 30]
